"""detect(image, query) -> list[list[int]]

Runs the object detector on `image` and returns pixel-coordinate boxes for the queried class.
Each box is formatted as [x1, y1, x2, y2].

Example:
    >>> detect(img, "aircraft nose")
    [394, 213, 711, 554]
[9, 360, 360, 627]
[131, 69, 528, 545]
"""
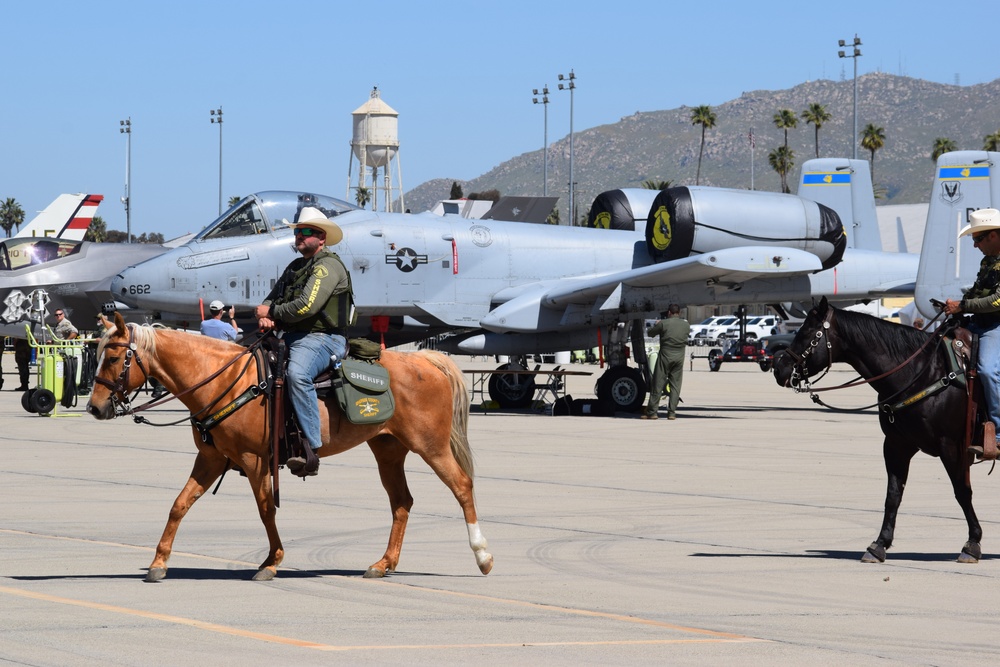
[110, 269, 138, 307]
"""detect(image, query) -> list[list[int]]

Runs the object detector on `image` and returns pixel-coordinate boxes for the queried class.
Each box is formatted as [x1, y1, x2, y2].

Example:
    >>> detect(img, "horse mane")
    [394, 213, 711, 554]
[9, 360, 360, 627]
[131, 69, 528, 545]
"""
[97, 322, 158, 360]
[834, 307, 930, 360]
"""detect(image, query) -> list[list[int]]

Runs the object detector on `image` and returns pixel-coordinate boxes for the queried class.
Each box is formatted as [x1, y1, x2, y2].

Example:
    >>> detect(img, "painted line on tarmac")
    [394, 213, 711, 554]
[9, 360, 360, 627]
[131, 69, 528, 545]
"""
[2, 528, 766, 648]
[0, 584, 761, 651]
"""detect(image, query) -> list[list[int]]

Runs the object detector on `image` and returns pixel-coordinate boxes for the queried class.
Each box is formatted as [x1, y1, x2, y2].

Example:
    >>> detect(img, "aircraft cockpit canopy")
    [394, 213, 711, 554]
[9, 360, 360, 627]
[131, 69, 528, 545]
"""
[0, 237, 83, 271]
[193, 191, 357, 242]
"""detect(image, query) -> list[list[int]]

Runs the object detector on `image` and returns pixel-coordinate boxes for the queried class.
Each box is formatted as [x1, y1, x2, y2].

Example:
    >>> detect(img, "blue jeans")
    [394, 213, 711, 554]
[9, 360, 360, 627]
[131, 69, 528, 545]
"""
[970, 321, 1000, 437]
[283, 332, 347, 450]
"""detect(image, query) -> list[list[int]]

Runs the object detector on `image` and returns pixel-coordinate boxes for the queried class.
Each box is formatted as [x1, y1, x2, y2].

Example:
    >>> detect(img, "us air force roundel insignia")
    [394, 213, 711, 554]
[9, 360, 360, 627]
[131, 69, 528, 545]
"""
[385, 247, 428, 272]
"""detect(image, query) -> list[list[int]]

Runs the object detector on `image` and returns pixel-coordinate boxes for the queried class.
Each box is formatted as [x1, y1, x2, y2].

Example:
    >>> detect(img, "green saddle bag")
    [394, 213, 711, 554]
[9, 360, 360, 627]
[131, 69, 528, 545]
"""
[333, 358, 394, 425]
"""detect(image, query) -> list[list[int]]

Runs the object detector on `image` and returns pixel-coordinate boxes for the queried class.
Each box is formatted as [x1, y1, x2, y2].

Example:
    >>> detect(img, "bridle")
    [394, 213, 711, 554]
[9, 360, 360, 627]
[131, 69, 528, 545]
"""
[94, 323, 259, 423]
[783, 307, 953, 416]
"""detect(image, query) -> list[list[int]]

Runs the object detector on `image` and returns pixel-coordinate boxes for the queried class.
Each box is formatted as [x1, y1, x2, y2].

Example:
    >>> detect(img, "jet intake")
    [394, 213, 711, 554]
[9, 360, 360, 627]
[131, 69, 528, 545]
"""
[644, 186, 846, 270]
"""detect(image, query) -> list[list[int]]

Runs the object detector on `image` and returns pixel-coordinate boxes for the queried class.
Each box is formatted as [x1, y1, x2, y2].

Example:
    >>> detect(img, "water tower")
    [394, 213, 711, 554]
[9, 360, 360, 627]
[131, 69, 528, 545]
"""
[348, 87, 404, 212]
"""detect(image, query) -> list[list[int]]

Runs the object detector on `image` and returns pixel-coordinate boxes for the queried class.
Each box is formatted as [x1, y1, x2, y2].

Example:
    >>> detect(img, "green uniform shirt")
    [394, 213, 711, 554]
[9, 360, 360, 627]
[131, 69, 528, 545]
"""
[263, 248, 354, 333]
[962, 254, 1000, 326]
[648, 316, 690, 361]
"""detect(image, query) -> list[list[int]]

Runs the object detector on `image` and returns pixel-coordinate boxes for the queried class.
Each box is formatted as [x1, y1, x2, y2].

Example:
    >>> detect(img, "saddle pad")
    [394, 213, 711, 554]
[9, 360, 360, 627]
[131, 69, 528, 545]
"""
[335, 359, 394, 424]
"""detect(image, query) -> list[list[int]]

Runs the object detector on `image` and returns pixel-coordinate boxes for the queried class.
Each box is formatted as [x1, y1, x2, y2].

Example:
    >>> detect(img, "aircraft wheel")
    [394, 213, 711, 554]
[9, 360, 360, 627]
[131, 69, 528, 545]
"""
[708, 349, 723, 372]
[30, 388, 56, 415]
[21, 388, 37, 413]
[596, 366, 646, 413]
[488, 363, 535, 409]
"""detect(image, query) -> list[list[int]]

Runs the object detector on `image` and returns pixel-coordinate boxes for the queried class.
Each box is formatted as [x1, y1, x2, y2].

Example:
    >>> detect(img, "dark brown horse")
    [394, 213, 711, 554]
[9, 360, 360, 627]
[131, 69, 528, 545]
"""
[772, 297, 983, 564]
[87, 312, 493, 581]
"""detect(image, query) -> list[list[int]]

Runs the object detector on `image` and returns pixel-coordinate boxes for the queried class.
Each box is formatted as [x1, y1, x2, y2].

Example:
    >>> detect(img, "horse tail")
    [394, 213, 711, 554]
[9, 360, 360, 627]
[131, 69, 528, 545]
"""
[413, 350, 474, 479]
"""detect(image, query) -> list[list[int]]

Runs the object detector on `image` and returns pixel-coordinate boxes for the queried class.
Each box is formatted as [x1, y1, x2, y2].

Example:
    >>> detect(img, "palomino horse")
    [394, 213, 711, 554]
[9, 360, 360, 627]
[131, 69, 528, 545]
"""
[772, 297, 983, 564]
[86, 312, 493, 582]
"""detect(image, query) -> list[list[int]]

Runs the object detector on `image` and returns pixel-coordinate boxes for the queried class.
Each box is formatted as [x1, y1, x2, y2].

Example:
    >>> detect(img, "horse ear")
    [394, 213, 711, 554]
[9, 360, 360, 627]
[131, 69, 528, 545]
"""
[113, 311, 127, 336]
[819, 296, 829, 311]
[98, 314, 113, 331]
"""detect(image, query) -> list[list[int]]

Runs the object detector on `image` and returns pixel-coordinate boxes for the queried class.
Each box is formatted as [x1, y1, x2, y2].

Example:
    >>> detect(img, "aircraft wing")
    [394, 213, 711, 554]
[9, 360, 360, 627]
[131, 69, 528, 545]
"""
[481, 246, 824, 333]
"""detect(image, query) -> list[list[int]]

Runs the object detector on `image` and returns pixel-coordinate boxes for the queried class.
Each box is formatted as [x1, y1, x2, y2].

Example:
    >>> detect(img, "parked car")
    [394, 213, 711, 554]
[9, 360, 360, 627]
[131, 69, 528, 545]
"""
[721, 315, 783, 342]
[691, 316, 739, 347]
[687, 316, 731, 346]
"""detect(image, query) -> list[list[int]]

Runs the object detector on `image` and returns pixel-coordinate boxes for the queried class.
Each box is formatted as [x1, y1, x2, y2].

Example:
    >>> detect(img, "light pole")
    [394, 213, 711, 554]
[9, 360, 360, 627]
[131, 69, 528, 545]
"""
[838, 35, 862, 160]
[119, 117, 131, 244]
[210, 106, 223, 215]
[532, 85, 549, 197]
[557, 70, 575, 225]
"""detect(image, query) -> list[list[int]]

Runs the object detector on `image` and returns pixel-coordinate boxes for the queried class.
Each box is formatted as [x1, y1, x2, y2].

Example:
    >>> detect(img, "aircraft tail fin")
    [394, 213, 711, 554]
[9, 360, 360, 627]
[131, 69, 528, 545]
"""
[14, 193, 104, 241]
[797, 158, 881, 251]
[914, 151, 1000, 318]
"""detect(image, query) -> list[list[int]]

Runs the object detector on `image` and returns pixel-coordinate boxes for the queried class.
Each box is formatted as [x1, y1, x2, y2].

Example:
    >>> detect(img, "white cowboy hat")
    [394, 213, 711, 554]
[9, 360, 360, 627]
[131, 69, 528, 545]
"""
[958, 208, 1000, 238]
[282, 206, 344, 246]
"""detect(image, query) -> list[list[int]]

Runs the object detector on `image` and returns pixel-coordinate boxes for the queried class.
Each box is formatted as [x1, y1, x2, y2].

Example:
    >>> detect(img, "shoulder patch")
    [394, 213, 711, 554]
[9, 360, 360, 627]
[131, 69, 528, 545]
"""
[313, 265, 329, 279]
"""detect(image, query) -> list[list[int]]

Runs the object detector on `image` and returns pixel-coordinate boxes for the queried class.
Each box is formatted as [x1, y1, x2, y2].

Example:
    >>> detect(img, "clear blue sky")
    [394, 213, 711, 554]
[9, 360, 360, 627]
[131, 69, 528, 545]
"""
[2, 0, 996, 241]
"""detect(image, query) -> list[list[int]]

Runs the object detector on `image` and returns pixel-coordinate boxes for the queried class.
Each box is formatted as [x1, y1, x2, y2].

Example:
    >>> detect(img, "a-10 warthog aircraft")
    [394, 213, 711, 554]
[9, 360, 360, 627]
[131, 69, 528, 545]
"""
[107, 158, 917, 412]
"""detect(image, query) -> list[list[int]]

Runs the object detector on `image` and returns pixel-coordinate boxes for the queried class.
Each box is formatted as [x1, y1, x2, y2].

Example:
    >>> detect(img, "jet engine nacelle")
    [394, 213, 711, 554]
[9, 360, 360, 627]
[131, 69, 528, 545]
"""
[586, 188, 660, 231]
[644, 186, 846, 270]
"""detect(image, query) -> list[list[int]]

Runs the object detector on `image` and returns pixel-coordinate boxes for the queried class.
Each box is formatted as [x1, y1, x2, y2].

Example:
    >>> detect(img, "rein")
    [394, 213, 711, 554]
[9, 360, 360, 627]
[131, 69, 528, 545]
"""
[788, 308, 956, 415]
[96, 324, 271, 428]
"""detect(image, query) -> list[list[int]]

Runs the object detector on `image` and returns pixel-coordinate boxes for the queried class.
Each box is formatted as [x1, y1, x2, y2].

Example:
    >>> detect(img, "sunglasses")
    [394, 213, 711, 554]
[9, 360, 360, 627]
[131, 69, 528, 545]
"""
[973, 231, 993, 244]
[294, 228, 324, 237]
[55, 312, 64, 317]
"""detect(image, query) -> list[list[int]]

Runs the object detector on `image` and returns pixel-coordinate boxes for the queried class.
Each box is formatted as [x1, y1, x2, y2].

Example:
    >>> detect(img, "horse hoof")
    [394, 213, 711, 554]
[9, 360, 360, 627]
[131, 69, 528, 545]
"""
[477, 553, 494, 575]
[363, 566, 386, 579]
[958, 542, 982, 564]
[861, 543, 886, 563]
[144, 568, 167, 582]
[252, 567, 277, 581]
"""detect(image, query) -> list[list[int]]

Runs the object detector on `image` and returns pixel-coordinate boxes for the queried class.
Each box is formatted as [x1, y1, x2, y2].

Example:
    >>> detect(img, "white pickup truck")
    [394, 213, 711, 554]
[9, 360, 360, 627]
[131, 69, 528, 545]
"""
[720, 315, 783, 342]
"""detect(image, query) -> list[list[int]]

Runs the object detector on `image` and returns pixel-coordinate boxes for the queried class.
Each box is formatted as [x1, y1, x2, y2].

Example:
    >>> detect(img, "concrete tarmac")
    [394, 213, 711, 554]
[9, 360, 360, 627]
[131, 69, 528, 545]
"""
[2, 358, 999, 666]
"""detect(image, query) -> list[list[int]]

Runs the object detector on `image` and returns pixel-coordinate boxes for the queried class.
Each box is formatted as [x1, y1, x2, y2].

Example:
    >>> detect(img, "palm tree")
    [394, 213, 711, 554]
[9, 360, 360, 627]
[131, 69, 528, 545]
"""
[931, 138, 957, 161]
[984, 131, 1000, 152]
[768, 145, 795, 193]
[227, 196, 242, 207]
[641, 179, 672, 190]
[355, 186, 371, 208]
[690, 105, 716, 185]
[772, 109, 797, 149]
[84, 215, 108, 242]
[0, 197, 25, 238]
[861, 123, 886, 182]
[801, 103, 831, 158]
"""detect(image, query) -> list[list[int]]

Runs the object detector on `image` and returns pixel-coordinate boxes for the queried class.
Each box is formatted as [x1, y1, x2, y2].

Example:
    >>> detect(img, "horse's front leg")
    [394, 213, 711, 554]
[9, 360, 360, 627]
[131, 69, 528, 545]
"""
[862, 438, 914, 564]
[365, 438, 413, 578]
[146, 447, 228, 582]
[238, 451, 284, 581]
[942, 446, 982, 563]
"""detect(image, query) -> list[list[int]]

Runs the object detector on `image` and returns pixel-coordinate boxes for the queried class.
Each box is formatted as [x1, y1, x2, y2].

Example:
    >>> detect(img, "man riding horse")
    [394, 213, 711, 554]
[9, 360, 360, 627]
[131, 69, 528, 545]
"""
[254, 206, 355, 478]
[944, 207, 1000, 455]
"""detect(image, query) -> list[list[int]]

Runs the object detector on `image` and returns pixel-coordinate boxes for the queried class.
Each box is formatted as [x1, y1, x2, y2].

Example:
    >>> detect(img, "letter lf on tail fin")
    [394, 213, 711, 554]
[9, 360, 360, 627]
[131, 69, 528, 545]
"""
[14, 193, 104, 241]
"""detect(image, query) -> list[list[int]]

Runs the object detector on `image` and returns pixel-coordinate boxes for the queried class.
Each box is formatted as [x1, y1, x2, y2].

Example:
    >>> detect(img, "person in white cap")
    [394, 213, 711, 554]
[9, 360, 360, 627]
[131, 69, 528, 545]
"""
[945, 208, 1000, 452]
[254, 206, 355, 477]
[200, 300, 239, 341]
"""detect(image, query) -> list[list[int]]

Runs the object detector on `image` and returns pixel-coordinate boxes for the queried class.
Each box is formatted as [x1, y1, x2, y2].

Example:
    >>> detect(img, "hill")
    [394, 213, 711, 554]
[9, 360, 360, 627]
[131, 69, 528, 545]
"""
[404, 73, 1000, 223]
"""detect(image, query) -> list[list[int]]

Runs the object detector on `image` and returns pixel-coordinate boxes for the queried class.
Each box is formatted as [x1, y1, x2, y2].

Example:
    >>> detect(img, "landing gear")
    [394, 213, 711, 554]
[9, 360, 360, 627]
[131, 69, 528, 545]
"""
[487, 361, 535, 408]
[596, 365, 646, 413]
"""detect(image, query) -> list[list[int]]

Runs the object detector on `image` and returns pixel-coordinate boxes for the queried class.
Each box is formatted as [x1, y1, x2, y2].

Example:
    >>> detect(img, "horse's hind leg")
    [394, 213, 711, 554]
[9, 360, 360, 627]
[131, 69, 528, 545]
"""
[366, 438, 413, 578]
[943, 451, 983, 563]
[146, 447, 228, 582]
[414, 440, 493, 576]
[862, 441, 913, 564]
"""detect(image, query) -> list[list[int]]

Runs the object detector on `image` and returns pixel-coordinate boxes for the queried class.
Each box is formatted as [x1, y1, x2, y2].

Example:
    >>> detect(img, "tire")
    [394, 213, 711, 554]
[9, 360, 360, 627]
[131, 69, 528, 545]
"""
[759, 358, 772, 372]
[596, 366, 647, 413]
[487, 363, 535, 409]
[30, 388, 56, 415]
[708, 349, 723, 372]
[21, 388, 36, 413]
